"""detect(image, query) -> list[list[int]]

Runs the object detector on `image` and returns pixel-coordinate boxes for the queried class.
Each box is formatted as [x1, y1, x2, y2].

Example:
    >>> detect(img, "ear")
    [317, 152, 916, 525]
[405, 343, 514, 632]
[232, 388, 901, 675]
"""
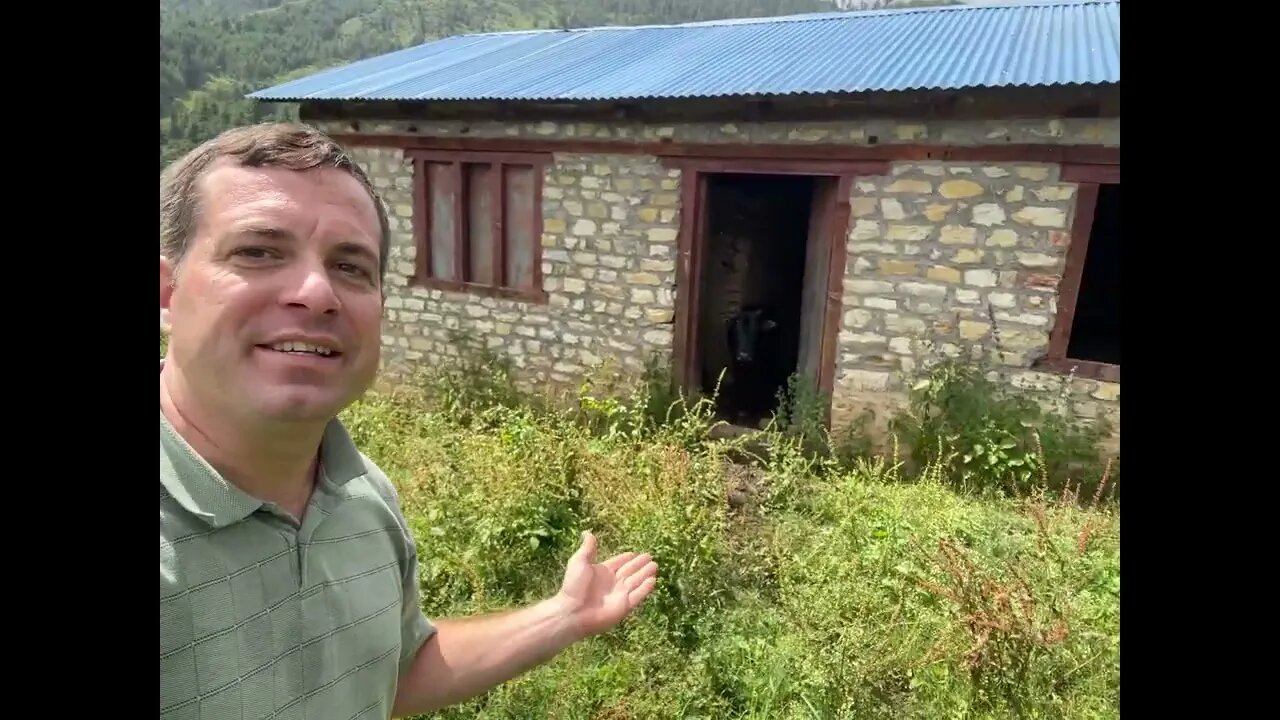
[160, 255, 175, 332]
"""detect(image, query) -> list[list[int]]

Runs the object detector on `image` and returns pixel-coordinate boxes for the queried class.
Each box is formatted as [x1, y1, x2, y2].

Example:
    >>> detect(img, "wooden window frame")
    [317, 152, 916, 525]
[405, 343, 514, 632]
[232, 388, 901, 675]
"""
[1035, 162, 1120, 383]
[407, 149, 551, 303]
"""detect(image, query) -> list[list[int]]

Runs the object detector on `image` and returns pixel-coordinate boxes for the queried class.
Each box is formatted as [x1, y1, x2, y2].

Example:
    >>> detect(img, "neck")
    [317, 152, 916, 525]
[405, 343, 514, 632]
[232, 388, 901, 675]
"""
[160, 363, 324, 515]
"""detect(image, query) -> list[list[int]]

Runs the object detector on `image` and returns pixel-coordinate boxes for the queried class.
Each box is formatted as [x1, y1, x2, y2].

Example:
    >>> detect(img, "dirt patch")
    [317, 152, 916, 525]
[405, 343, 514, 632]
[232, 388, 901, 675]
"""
[719, 459, 780, 594]
[723, 460, 767, 512]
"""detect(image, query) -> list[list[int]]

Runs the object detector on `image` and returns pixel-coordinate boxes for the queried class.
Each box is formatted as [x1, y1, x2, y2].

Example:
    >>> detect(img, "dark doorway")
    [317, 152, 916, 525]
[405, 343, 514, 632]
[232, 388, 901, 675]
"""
[1066, 183, 1120, 365]
[695, 173, 825, 427]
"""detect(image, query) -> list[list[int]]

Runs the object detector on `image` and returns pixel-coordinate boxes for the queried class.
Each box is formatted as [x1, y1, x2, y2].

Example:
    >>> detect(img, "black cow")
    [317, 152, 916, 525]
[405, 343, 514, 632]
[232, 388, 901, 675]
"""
[723, 305, 783, 422]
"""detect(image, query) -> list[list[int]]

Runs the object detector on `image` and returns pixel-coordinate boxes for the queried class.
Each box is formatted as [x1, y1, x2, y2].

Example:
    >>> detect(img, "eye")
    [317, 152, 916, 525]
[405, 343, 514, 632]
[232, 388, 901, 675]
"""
[231, 246, 278, 261]
[336, 262, 373, 281]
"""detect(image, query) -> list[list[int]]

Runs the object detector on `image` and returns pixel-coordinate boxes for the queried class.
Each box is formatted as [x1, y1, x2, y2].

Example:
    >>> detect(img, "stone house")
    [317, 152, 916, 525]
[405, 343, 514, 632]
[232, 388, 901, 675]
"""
[249, 0, 1121, 448]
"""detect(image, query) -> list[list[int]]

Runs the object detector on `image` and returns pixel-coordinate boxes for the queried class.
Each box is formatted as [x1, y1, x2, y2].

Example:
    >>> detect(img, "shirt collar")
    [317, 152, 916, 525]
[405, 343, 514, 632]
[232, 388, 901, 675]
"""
[159, 362, 368, 528]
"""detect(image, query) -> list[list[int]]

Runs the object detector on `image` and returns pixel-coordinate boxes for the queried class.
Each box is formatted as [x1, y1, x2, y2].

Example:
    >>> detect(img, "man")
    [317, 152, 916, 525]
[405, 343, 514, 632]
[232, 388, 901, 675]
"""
[160, 123, 659, 719]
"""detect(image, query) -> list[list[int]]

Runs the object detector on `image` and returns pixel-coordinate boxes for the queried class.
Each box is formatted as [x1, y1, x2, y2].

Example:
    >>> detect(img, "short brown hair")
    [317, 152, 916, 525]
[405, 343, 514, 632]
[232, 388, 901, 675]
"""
[160, 122, 391, 281]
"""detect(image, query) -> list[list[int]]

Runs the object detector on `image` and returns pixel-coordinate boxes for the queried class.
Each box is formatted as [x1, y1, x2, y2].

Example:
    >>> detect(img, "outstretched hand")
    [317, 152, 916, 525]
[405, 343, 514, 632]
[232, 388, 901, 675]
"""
[556, 531, 659, 638]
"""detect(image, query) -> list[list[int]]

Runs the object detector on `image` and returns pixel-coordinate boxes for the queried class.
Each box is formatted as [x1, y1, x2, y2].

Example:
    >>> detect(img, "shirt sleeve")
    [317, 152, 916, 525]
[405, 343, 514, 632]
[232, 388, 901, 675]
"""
[357, 450, 439, 677]
[397, 517, 437, 676]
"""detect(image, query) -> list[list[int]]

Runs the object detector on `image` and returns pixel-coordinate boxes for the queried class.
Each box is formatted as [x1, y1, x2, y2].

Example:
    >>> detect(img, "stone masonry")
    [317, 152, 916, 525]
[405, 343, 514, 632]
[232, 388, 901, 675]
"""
[323, 115, 1119, 449]
[832, 161, 1120, 453]
[348, 145, 682, 391]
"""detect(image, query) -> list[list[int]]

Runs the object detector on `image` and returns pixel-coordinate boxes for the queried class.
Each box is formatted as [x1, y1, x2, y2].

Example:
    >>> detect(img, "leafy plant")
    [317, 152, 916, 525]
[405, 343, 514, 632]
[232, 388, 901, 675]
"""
[325, 344, 1117, 720]
[891, 356, 1116, 501]
[909, 456, 1119, 716]
[771, 372, 829, 454]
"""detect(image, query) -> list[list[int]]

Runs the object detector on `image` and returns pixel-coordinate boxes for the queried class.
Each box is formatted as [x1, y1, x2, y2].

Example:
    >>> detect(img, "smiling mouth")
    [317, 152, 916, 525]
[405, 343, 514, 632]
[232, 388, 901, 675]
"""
[258, 341, 341, 358]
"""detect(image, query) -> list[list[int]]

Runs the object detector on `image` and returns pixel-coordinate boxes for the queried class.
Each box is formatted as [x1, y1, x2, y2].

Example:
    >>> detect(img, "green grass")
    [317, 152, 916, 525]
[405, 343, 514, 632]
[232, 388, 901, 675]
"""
[161, 332, 1119, 718]
[341, 354, 1120, 720]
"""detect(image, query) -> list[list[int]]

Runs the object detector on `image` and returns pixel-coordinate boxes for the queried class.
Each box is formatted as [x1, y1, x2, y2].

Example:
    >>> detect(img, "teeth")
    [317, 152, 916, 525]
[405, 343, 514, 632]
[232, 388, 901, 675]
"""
[270, 341, 333, 356]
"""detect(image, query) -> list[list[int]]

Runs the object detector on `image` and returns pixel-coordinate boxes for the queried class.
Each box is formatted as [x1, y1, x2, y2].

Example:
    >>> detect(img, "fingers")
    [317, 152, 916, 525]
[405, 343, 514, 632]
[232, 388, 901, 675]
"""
[627, 576, 657, 606]
[601, 552, 637, 573]
[569, 530, 597, 566]
[579, 539, 659, 602]
[615, 552, 653, 580]
[622, 559, 658, 592]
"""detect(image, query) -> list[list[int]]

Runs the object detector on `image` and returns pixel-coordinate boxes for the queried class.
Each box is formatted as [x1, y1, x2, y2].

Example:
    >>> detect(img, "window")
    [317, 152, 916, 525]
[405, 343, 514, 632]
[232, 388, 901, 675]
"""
[408, 150, 550, 302]
[1039, 163, 1120, 382]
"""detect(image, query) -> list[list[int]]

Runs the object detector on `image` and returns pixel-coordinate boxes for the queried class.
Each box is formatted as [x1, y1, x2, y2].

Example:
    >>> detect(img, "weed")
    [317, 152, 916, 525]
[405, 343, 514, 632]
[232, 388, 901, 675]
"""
[908, 450, 1119, 717]
[891, 354, 1116, 501]
[771, 372, 829, 454]
[261, 345, 1116, 719]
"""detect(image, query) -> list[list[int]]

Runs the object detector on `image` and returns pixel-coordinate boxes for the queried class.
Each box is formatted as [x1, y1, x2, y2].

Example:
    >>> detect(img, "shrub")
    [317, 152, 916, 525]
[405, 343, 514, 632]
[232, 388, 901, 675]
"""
[409, 333, 538, 426]
[908, 466, 1120, 717]
[890, 356, 1118, 501]
[318, 348, 1120, 718]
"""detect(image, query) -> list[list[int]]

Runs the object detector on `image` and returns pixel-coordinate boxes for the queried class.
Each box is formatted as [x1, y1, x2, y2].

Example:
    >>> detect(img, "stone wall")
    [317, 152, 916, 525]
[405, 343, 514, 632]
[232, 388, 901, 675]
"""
[832, 161, 1120, 452]
[350, 146, 683, 391]
[327, 114, 1118, 449]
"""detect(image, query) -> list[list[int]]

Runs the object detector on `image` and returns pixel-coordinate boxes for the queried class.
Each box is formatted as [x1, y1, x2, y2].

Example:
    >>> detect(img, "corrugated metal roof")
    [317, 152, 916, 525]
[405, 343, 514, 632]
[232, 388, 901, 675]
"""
[247, 0, 1119, 104]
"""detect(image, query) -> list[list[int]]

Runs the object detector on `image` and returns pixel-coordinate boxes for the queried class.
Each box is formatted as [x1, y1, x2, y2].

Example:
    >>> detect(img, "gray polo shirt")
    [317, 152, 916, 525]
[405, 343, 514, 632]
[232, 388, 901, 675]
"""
[160, 398, 435, 718]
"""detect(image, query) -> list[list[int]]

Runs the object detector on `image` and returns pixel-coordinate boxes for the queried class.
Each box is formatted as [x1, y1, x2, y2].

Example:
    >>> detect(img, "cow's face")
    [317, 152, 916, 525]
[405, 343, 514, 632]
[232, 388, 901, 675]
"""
[728, 307, 778, 364]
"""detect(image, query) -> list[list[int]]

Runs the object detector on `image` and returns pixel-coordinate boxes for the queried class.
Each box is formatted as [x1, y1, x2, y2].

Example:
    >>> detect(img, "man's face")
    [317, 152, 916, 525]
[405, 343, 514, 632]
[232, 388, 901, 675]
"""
[161, 162, 384, 426]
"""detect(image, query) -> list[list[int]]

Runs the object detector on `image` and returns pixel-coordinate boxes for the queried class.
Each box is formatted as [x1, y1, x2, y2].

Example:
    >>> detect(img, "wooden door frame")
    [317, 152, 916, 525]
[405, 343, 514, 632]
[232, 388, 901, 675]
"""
[663, 157, 890, 414]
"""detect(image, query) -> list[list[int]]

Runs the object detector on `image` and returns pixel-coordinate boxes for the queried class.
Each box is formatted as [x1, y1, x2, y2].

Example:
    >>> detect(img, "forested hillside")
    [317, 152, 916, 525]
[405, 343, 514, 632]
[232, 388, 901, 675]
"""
[159, 0, 959, 170]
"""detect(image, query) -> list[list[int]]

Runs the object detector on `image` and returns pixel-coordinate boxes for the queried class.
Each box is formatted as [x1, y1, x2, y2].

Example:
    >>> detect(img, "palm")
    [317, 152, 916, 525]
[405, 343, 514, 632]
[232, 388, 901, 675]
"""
[559, 532, 659, 637]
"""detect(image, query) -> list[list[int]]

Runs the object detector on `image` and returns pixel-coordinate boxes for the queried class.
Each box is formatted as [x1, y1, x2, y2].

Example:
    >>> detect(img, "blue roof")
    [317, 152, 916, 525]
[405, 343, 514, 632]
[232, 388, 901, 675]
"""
[248, 0, 1119, 104]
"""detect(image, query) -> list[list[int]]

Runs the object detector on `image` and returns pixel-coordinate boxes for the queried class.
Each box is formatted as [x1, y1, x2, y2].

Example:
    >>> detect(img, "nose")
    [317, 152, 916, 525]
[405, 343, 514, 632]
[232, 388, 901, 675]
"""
[282, 262, 341, 316]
